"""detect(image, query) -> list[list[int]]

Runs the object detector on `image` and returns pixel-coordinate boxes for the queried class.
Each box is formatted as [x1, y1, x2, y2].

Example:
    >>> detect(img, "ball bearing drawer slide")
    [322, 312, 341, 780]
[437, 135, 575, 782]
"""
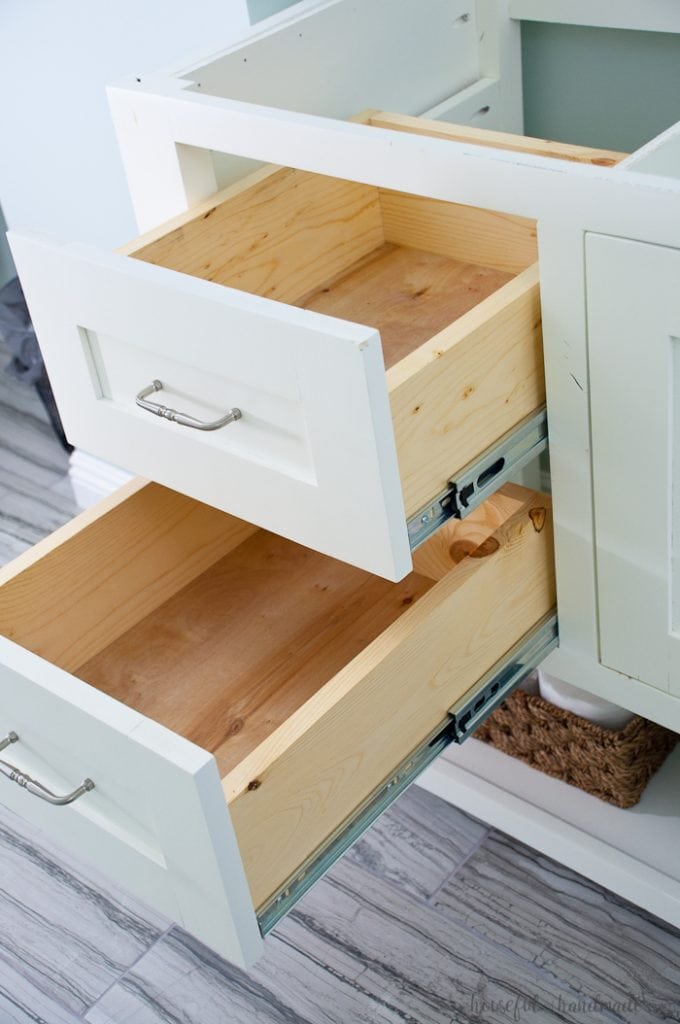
[258, 612, 558, 935]
[407, 407, 548, 551]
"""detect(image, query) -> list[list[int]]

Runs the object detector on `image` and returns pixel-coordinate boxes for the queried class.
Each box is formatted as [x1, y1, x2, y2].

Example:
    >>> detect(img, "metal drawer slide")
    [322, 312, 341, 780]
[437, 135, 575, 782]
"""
[258, 612, 558, 935]
[407, 407, 548, 551]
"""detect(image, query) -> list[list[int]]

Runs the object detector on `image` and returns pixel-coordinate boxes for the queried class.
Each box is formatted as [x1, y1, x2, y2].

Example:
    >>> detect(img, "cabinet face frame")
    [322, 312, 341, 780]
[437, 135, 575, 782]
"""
[537, 125, 680, 724]
[103, 0, 680, 716]
[108, 42, 680, 716]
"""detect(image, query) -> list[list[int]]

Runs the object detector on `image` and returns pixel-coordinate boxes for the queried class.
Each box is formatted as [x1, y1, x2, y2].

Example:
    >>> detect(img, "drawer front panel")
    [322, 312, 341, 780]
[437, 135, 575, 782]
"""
[9, 232, 411, 581]
[0, 638, 262, 966]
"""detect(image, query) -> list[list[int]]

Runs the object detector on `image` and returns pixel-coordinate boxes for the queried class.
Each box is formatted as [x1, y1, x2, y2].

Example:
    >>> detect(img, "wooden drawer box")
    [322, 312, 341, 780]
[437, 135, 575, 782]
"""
[9, 136, 548, 583]
[9, 112, 624, 581]
[0, 479, 554, 965]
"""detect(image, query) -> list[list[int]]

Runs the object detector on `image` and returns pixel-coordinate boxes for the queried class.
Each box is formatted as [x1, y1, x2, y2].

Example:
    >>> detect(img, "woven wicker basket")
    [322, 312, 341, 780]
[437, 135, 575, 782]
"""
[475, 689, 678, 808]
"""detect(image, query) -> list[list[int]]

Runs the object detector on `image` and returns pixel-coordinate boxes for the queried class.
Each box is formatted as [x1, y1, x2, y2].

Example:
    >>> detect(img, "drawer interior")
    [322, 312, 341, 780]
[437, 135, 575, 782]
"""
[0, 478, 554, 907]
[126, 166, 538, 371]
[121, 157, 544, 519]
[78, 520, 436, 777]
[0, 480, 500, 777]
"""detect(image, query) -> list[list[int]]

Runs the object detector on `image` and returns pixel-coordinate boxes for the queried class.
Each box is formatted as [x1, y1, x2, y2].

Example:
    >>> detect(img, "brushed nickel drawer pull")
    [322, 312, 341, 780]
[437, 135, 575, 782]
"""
[0, 732, 94, 806]
[135, 380, 242, 431]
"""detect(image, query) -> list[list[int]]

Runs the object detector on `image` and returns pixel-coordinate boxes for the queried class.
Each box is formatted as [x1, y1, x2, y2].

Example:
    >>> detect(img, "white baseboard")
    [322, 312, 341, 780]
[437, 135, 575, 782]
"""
[68, 450, 133, 509]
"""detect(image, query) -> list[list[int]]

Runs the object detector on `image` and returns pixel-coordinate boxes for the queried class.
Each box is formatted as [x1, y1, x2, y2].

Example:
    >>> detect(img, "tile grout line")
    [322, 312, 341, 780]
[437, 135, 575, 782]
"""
[78, 925, 175, 1021]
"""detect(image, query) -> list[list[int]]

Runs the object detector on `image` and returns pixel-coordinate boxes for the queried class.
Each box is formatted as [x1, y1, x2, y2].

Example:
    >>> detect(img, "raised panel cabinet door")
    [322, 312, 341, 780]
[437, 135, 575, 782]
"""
[587, 234, 680, 694]
[8, 232, 411, 581]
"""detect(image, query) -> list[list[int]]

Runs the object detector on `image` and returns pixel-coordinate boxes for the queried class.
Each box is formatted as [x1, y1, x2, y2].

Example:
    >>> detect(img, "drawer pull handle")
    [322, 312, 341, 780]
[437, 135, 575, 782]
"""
[0, 732, 95, 806]
[135, 380, 242, 431]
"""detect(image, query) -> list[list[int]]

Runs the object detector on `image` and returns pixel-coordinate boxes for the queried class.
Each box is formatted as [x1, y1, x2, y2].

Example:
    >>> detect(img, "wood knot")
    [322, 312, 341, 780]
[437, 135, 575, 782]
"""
[401, 595, 414, 606]
[247, 779, 262, 792]
[529, 507, 547, 532]
[469, 536, 500, 558]
[227, 717, 244, 736]
[461, 384, 475, 399]
[449, 536, 500, 563]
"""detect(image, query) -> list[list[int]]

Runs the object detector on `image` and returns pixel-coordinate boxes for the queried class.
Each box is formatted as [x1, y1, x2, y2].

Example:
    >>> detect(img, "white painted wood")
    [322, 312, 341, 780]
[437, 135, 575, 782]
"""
[508, 0, 680, 34]
[587, 235, 680, 695]
[107, 79, 220, 234]
[180, 0, 476, 112]
[8, 232, 411, 582]
[536, 220, 603, 679]
[620, 120, 680, 177]
[418, 738, 680, 929]
[107, 76, 680, 245]
[0, 636, 263, 966]
[422, 78, 505, 130]
[541, 646, 680, 735]
[475, 0, 523, 133]
[536, 191, 680, 724]
[107, 0, 525, 230]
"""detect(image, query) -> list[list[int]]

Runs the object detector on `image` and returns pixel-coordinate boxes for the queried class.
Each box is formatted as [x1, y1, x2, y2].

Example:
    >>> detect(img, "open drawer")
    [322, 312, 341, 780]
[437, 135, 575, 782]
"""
[0, 479, 555, 966]
[8, 120, 552, 581]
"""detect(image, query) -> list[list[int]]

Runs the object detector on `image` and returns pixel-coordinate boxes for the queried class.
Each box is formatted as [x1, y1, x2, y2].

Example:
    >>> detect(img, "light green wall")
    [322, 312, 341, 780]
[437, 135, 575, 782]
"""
[247, 0, 294, 23]
[521, 22, 680, 153]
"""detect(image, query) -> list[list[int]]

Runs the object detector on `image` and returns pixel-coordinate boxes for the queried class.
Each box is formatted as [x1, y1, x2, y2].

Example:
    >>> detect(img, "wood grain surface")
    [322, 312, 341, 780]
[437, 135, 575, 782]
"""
[367, 110, 628, 166]
[126, 166, 385, 305]
[78, 531, 434, 775]
[227, 486, 554, 907]
[0, 480, 256, 673]
[388, 265, 544, 517]
[299, 243, 512, 368]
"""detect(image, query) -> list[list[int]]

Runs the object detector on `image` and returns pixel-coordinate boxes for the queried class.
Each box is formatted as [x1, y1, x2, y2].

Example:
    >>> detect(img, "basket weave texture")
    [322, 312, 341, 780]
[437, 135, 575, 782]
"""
[475, 689, 678, 809]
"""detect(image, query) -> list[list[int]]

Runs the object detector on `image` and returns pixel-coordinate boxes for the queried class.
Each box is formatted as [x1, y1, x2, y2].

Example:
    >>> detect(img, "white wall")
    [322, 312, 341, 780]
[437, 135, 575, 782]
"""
[0, 208, 14, 289]
[0, 0, 250, 253]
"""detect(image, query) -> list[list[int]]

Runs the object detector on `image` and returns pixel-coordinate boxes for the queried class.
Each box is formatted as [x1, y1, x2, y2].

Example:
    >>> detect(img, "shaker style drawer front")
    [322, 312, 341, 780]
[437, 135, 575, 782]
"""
[0, 481, 264, 966]
[8, 221, 409, 582]
[9, 153, 544, 580]
[0, 479, 554, 965]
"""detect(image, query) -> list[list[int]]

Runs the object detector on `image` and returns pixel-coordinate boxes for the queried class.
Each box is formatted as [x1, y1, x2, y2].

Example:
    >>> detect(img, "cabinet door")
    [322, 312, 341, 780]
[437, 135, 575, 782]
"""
[587, 234, 680, 694]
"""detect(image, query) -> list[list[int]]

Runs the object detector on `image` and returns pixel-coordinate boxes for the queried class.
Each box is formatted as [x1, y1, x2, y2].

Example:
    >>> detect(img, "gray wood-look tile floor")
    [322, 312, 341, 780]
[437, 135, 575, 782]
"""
[1, 337, 680, 1024]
